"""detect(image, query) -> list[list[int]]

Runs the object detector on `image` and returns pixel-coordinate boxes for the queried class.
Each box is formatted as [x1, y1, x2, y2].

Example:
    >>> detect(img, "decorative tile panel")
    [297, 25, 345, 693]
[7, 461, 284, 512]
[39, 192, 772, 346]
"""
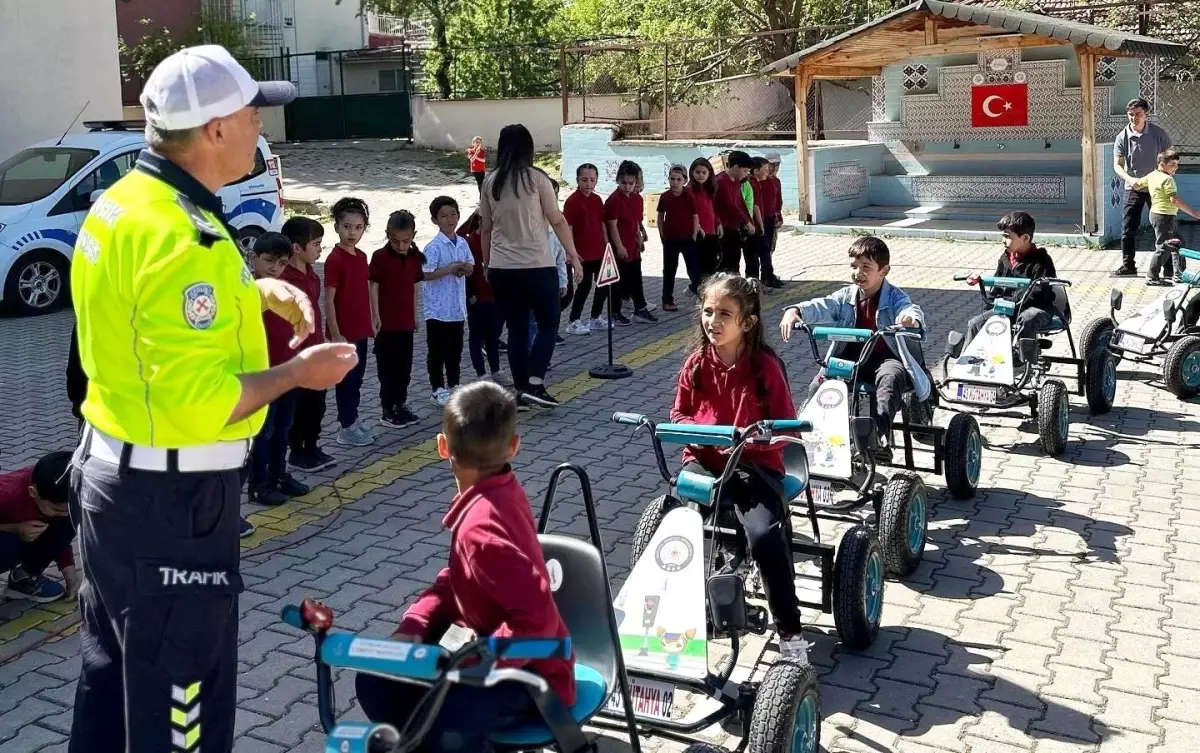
[822, 161, 868, 201]
[1096, 56, 1118, 86]
[902, 63, 931, 92]
[872, 76, 886, 122]
[910, 175, 1067, 204]
[870, 58, 1125, 142]
[1140, 57, 1158, 113]
[1110, 175, 1125, 208]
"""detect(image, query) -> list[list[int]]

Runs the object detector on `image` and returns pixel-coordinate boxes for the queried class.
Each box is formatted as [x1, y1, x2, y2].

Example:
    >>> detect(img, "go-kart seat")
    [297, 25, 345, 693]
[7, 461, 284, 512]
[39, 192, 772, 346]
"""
[489, 533, 616, 747]
[1039, 286, 1072, 334]
[780, 442, 811, 502]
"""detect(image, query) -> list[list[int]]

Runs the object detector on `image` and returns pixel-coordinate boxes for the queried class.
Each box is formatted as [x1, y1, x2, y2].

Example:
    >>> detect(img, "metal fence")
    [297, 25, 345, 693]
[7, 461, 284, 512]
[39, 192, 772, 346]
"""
[560, 28, 866, 140]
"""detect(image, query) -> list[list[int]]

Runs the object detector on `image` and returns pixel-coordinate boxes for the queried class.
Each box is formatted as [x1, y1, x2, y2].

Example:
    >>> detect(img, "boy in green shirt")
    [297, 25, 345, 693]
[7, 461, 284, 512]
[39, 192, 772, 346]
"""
[1133, 149, 1200, 284]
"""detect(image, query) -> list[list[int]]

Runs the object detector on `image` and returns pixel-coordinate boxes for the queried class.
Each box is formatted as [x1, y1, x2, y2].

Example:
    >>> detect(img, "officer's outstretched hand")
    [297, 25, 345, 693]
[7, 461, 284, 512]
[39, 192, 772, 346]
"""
[292, 343, 359, 390]
[257, 278, 315, 348]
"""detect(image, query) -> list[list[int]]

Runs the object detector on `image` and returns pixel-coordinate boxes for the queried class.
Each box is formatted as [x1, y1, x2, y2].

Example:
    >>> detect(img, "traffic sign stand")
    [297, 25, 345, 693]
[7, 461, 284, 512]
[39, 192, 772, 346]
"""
[589, 248, 633, 380]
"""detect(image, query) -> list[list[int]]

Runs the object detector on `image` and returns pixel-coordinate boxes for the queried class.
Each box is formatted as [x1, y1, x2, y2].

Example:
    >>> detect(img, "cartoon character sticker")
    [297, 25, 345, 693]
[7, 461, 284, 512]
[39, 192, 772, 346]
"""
[657, 627, 696, 669]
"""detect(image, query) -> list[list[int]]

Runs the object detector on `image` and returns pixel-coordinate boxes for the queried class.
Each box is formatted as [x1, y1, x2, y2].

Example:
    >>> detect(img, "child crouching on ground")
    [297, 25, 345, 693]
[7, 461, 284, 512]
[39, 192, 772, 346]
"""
[355, 382, 575, 751]
[671, 272, 808, 660]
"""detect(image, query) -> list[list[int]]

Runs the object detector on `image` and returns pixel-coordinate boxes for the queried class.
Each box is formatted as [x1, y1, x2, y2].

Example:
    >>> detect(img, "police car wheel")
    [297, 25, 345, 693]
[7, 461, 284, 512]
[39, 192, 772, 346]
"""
[236, 226, 264, 253]
[3, 249, 69, 316]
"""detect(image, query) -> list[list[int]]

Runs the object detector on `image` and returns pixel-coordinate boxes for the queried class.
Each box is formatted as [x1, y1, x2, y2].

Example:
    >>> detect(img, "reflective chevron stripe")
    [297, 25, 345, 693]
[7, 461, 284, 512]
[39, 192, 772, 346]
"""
[170, 682, 201, 750]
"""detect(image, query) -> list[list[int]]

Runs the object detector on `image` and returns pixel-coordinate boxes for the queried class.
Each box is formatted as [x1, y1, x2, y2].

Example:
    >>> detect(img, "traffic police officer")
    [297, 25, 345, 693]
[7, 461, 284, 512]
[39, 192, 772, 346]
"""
[69, 46, 358, 753]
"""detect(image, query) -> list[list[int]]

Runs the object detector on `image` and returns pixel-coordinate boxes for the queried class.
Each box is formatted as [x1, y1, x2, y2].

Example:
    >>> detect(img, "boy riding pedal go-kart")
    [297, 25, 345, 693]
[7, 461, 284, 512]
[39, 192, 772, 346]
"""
[940, 211, 1112, 456]
[779, 237, 981, 576]
[1081, 245, 1200, 398]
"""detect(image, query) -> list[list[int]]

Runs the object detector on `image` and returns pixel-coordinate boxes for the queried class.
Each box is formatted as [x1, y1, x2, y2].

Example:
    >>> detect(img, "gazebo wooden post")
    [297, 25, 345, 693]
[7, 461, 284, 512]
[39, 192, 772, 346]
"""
[1077, 47, 1098, 234]
[795, 65, 812, 224]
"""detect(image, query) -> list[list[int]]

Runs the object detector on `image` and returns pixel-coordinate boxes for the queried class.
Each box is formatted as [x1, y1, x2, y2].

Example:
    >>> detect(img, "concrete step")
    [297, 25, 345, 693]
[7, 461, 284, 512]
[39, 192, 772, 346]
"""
[850, 204, 1081, 225]
[799, 215, 1096, 247]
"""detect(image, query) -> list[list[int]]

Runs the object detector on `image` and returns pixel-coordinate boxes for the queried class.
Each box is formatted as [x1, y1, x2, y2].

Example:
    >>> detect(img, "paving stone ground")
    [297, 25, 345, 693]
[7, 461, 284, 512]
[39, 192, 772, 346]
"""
[0, 143, 1198, 752]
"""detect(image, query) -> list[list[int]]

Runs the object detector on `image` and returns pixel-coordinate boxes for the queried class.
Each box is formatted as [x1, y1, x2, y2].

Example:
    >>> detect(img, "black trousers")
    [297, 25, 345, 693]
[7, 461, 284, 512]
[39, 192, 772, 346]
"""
[662, 237, 702, 303]
[759, 219, 777, 281]
[0, 517, 75, 577]
[684, 461, 803, 635]
[618, 258, 647, 311]
[489, 266, 561, 389]
[289, 388, 327, 454]
[70, 453, 241, 753]
[248, 390, 297, 489]
[426, 320, 465, 391]
[473, 171, 485, 190]
[375, 330, 414, 413]
[720, 230, 759, 278]
[1122, 189, 1150, 267]
[697, 233, 721, 279]
[570, 259, 611, 321]
[468, 301, 504, 375]
[334, 339, 369, 428]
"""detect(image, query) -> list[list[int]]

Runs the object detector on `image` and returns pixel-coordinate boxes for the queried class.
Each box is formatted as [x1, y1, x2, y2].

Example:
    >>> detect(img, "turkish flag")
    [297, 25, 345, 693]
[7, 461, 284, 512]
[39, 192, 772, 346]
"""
[971, 83, 1028, 127]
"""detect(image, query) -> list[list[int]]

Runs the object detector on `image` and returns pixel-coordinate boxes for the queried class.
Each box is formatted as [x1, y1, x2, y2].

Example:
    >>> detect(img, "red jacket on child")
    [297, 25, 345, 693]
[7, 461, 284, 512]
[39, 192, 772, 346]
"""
[397, 469, 576, 706]
[670, 347, 796, 475]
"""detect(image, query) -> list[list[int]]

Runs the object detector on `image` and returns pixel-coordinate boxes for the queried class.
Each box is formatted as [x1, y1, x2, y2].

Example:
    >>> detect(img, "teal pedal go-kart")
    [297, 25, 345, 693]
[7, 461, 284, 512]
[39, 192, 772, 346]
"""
[937, 273, 1111, 456]
[1079, 247, 1200, 399]
[789, 323, 982, 577]
[282, 461, 822, 753]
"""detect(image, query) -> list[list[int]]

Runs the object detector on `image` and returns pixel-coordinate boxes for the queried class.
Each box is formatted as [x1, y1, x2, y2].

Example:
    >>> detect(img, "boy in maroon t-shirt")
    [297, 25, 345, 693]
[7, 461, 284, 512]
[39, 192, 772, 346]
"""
[0, 452, 77, 603]
[355, 382, 575, 750]
[657, 164, 701, 310]
[761, 153, 785, 288]
[325, 197, 376, 447]
[459, 212, 511, 385]
[281, 217, 336, 473]
[248, 233, 313, 506]
[713, 151, 756, 276]
[370, 210, 425, 428]
[605, 160, 657, 325]
[564, 163, 611, 334]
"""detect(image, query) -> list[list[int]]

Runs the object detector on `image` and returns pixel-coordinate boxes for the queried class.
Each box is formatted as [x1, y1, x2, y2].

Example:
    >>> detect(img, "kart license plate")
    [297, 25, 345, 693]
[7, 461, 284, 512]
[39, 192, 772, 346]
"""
[957, 384, 998, 403]
[810, 478, 833, 505]
[1114, 332, 1148, 354]
[605, 677, 675, 721]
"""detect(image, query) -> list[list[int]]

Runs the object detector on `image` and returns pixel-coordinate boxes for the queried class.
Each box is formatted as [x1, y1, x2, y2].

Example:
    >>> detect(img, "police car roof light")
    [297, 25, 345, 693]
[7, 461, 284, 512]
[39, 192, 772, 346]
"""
[83, 120, 148, 132]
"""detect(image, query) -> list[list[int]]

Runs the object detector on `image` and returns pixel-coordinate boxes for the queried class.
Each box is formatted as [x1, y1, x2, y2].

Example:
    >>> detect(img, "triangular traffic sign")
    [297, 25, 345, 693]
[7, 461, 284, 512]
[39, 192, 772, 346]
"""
[597, 246, 621, 288]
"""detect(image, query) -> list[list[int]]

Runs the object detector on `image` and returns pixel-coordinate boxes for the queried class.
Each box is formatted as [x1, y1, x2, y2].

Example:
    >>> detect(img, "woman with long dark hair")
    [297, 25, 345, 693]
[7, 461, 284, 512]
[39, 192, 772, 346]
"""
[479, 124, 582, 408]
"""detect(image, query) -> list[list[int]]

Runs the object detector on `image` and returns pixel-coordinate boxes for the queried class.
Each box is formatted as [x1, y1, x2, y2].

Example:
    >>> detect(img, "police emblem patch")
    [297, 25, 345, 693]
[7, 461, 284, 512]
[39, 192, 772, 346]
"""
[184, 283, 217, 329]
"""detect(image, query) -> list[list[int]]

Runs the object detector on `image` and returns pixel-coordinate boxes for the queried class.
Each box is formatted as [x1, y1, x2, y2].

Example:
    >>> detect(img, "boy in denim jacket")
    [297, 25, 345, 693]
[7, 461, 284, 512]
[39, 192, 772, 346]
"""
[779, 237, 931, 453]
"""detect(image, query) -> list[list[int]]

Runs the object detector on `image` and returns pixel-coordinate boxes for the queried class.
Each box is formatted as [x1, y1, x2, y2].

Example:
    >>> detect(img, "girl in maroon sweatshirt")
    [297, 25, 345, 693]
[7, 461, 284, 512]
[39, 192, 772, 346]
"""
[670, 273, 808, 660]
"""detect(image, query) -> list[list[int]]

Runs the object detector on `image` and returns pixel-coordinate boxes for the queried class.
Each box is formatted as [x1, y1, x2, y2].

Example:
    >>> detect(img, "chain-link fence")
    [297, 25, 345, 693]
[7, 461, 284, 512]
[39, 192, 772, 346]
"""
[562, 28, 867, 140]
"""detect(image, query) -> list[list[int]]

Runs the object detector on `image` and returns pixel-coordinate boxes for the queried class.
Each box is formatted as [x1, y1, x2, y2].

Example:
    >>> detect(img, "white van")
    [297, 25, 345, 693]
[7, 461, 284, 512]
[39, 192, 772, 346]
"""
[0, 121, 285, 315]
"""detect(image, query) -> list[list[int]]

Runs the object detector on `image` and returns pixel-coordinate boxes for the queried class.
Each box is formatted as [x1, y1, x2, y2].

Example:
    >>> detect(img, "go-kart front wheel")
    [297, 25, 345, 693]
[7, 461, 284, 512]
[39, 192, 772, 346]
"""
[1079, 317, 1115, 362]
[1163, 335, 1200, 398]
[629, 494, 681, 569]
[878, 470, 928, 576]
[1085, 349, 1118, 415]
[1036, 379, 1070, 455]
[746, 660, 821, 753]
[832, 525, 884, 650]
[943, 413, 981, 500]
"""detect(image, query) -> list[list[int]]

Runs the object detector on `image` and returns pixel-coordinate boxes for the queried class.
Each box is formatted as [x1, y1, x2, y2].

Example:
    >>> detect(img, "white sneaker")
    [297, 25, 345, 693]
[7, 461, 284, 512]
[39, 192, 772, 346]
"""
[491, 369, 513, 386]
[778, 633, 811, 664]
[589, 317, 609, 332]
[431, 388, 451, 406]
[566, 319, 591, 335]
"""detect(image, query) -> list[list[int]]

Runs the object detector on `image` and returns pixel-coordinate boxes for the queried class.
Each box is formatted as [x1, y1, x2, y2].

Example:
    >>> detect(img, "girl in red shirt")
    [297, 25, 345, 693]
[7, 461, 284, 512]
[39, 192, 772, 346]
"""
[656, 164, 700, 310]
[669, 272, 808, 660]
[325, 197, 375, 447]
[564, 163, 611, 334]
[688, 157, 720, 278]
[467, 136, 486, 191]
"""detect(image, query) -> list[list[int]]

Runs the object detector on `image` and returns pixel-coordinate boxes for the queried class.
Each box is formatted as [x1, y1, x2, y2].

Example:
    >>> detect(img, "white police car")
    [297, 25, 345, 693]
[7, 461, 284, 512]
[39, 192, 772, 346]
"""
[0, 120, 284, 315]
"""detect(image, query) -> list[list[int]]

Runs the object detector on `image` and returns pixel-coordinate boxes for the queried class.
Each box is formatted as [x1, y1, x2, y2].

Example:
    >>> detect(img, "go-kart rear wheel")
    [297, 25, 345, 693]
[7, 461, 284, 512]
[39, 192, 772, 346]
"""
[1164, 335, 1200, 398]
[832, 525, 884, 650]
[878, 471, 928, 576]
[629, 494, 682, 569]
[1085, 349, 1117, 415]
[1079, 317, 1115, 362]
[1037, 379, 1070, 456]
[746, 659, 821, 753]
[943, 413, 981, 500]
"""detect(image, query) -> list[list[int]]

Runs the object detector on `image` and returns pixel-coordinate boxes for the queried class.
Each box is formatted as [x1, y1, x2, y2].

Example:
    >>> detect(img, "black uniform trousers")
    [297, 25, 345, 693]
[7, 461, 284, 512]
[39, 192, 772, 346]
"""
[70, 450, 242, 753]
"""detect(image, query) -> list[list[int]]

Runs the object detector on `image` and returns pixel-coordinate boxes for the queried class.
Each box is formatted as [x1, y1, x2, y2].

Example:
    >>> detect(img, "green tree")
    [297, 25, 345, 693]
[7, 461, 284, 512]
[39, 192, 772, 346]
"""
[358, 0, 463, 98]
[119, 11, 261, 83]
[441, 0, 563, 97]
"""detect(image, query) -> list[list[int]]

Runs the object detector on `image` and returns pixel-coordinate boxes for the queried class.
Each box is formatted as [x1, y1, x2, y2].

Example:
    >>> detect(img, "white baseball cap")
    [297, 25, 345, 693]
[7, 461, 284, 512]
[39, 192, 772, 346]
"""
[140, 45, 297, 131]
[765, 152, 782, 163]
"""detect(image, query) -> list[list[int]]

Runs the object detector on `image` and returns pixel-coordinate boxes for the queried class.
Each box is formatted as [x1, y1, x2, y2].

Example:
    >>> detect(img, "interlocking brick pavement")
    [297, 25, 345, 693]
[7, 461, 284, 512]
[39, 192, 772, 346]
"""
[0, 143, 1198, 752]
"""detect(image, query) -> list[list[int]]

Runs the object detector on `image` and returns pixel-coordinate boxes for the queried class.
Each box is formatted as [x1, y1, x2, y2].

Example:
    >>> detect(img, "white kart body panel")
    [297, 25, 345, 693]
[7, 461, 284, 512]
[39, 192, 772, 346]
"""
[613, 506, 708, 681]
[799, 379, 853, 480]
[948, 315, 1014, 386]
[1115, 287, 1186, 343]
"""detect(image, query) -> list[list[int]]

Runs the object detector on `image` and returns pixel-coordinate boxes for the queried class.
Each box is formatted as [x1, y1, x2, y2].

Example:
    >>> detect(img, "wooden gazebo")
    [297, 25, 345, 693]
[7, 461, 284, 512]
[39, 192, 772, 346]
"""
[761, 0, 1185, 233]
